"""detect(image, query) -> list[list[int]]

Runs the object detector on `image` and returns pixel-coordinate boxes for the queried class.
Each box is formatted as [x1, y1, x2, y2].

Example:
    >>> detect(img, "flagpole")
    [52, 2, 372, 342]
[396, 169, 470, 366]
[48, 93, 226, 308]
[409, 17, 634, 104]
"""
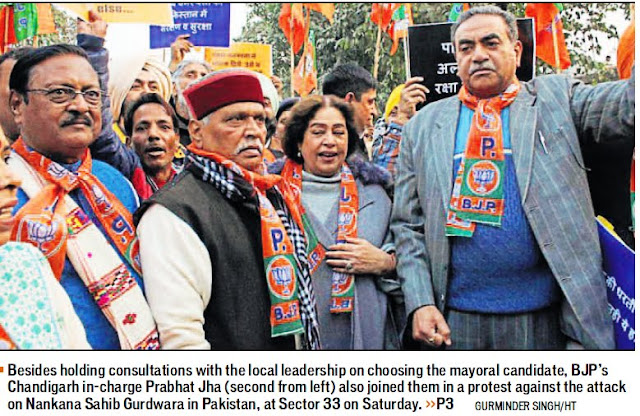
[373, 24, 382, 80]
[2, 8, 9, 53]
[289, 8, 295, 97]
[290, 45, 295, 97]
[551, 16, 561, 74]
[403, 36, 410, 80]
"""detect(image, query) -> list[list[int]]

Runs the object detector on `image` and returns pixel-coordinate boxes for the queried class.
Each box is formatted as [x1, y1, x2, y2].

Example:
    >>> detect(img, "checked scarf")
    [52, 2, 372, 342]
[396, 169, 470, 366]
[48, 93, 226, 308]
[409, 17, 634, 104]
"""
[185, 145, 321, 350]
[281, 160, 358, 313]
[9, 139, 159, 350]
[446, 82, 520, 237]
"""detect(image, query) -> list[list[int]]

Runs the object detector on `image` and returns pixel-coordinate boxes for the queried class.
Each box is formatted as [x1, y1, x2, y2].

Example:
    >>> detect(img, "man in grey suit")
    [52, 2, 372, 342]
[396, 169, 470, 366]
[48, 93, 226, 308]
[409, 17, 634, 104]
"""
[392, 6, 634, 350]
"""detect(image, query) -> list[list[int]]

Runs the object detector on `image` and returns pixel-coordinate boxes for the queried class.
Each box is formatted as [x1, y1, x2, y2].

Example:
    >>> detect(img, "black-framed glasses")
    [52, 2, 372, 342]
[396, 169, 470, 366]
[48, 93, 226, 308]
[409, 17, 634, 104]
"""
[25, 87, 102, 106]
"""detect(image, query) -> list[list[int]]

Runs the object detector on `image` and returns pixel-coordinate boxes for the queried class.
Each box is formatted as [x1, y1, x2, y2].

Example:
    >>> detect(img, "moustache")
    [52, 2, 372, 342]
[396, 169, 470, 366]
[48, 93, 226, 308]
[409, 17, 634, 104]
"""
[60, 115, 93, 127]
[234, 143, 264, 155]
[470, 63, 497, 75]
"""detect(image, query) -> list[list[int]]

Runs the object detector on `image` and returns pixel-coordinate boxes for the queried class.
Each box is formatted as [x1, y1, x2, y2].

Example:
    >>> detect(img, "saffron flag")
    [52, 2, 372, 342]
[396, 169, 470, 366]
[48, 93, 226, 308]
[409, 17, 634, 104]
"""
[617, 18, 634, 80]
[370, 3, 400, 30]
[448, 3, 469, 22]
[304, 3, 334, 24]
[387, 3, 413, 55]
[279, 3, 306, 54]
[525, 3, 571, 69]
[36, 3, 56, 35]
[292, 30, 317, 97]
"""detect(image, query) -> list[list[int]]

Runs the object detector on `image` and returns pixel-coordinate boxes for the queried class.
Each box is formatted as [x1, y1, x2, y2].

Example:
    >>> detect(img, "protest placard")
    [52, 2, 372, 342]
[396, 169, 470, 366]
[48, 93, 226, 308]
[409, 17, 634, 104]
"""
[53, 3, 173, 24]
[597, 218, 635, 350]
[204, 42, 272, 77]
[150, 3, 230, 49]
[407, 19, 535, 106]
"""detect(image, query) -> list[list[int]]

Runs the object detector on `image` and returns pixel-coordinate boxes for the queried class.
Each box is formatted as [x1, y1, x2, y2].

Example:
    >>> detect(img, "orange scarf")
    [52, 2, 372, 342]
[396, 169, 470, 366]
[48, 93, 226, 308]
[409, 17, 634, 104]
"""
[11, 138, 141, 279]
[187, 144, 315, 339]
[447, 82, 520, 237]
[281, 159, 358, 313]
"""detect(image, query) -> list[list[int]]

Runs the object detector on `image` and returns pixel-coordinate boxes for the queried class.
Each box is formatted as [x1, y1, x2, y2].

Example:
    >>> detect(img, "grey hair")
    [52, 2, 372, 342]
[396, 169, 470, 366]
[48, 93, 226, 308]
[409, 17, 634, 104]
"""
[171, 59, 213, 83]
[450, 5, 518, 44]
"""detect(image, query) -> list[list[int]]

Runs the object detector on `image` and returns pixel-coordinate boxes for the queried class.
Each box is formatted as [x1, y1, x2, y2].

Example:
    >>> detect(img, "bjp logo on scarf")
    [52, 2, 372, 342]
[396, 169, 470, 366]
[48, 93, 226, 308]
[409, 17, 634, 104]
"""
[476, 106, 500, 133]
[15, 214, 66, 255]
[267, 257, 296, 299]
[467, 161, 500, 196]
[331, 273, 354, 296]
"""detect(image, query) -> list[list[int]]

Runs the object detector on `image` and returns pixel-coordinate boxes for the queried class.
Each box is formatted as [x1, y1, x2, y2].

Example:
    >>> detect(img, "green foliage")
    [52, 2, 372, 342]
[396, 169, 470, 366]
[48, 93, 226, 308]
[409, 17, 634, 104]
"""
[239, 2, 630, 103]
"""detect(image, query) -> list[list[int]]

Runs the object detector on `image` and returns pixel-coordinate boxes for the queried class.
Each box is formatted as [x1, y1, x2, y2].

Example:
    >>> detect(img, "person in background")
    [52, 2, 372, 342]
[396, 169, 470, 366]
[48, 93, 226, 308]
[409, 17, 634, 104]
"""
[256, 71, 281, 141]
[0, 47, 34, 143]
[371, 77, 428, 181]
[135, 70, 320, 350]
[0, 129, 90, 349]
[322, 63, 379, 156]
[270, 95, 403, 349]
[170, 59, 213, 146]
[264, 97, 299, 163]
[392, 6, 633, 350]
[8, 44, 159, 350]
[580, 7, 636, 248]
[124, 93, 180, 195]
[78, 10, 181, 199]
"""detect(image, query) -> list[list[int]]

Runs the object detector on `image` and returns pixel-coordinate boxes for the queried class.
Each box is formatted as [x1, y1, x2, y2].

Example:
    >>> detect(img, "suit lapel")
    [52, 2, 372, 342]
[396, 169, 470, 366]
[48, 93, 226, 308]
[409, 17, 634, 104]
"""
[433, 99, 460, 211]
[509, 85, 537, 203]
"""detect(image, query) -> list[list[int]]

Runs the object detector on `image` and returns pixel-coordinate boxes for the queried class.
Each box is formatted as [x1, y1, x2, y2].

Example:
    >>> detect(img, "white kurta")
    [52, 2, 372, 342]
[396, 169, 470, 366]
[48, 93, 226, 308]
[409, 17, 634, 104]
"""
[137, 204, 212, 349]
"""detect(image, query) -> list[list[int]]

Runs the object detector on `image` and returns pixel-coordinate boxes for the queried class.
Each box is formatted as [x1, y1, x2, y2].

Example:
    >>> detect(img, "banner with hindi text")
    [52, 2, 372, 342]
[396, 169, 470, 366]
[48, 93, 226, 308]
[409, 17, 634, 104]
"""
[150, 3, 230, 49]
[598, 219, 635, 350]
[204, 42, 272, 77]
[54, 3, 173, 24]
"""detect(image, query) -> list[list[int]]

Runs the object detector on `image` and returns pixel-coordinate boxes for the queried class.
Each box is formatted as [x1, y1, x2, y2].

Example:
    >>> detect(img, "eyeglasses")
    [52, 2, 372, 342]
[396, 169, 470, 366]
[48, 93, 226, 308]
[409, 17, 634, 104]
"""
[25, 87, 102, 106]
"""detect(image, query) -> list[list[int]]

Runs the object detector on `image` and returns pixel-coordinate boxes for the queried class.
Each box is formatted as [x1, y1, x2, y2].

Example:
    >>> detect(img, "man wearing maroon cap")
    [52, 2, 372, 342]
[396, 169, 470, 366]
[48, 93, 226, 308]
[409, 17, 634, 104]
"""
[134, 70, 320, 350]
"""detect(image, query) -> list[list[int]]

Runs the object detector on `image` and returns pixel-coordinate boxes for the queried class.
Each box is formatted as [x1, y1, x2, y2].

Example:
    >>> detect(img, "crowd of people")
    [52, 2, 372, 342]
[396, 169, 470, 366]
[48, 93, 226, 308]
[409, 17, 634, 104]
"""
[0, 5, 634, 350]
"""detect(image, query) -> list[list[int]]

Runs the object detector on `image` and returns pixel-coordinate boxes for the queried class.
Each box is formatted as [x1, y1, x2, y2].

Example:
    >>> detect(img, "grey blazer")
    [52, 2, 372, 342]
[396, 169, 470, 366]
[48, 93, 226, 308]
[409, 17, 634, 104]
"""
[391, 74, 634, 350]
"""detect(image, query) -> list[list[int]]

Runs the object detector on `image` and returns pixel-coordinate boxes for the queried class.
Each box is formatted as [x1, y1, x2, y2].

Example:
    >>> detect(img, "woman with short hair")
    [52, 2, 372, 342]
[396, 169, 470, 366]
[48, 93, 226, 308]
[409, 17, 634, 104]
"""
[270, 95, 404, 349]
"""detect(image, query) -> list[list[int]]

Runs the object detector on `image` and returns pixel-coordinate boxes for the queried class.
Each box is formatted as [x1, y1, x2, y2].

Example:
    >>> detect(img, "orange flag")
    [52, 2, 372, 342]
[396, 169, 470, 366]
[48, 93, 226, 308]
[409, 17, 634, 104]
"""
[525, 3, 571, 69]
[292, 30, 317, 97]
[279, 3, 306, 54]
[304, 3, 334, 24]
[617, 18, 634, 80]
[370, 3, 400, 30]
[387, 3, 413, 55]
[36, 3, 57, 35]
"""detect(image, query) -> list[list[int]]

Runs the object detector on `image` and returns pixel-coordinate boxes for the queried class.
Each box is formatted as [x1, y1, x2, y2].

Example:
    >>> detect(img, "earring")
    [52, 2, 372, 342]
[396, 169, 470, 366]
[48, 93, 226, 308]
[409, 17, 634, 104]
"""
[297, 151, 302, 158]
